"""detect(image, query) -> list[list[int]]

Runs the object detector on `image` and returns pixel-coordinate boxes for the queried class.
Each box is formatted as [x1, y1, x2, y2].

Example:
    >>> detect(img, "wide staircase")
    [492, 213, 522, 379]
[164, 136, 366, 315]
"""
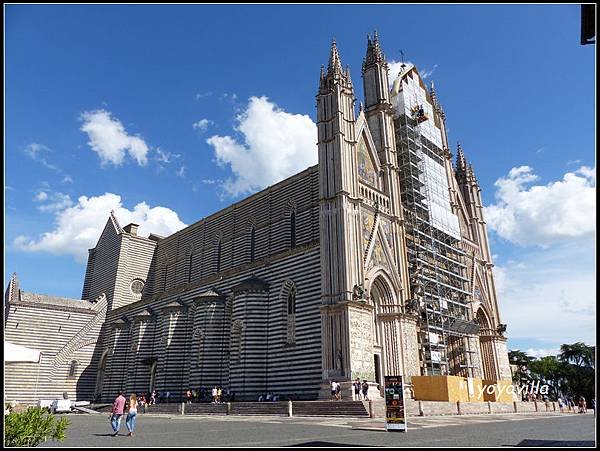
[90, 400, 370, 418]
[292, 401, 369, 418]
[185, 403, 228, 415]
[229, 402, 289, 416]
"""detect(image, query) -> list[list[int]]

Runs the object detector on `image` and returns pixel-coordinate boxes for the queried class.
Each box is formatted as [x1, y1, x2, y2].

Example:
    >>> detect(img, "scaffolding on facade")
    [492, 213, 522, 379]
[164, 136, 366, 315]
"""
[395, 101, 479, 378]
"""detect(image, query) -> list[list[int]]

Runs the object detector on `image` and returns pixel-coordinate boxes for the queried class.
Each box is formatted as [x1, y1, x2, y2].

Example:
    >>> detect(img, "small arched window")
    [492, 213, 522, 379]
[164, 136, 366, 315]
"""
[290, 211, 296, 249]
[281, 281, 297, 345]
[215, 240, 222, 273]
[188, 252, 193, 283]
[287, 287, 296, 315]
[249, 226, 256, 262]
[68, 360, 78, 378]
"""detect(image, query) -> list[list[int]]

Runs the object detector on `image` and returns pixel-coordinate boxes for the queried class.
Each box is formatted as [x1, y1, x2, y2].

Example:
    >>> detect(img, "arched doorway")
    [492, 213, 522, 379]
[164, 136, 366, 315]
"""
[368, 274, 398, 393]
[476, 308, 497, 380]
[149, 361, 158, 394]
[94, 350, 109, 402]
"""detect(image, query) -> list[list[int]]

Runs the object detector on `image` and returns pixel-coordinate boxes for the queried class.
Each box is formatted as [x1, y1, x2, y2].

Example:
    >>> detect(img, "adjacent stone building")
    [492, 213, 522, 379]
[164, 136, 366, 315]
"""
[4, 35, 511, 404]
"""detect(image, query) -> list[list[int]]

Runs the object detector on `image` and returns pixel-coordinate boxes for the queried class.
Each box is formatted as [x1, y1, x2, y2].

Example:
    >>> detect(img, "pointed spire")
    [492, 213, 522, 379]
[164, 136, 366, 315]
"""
[327, 39, 343, 76]
[456, 142, 467, 172]
[468, 164, 479, 185]
[429, 81, 438, 105]
[6, 272, 20, 303]
[345, 64, 353, 87]
[364, 29, 385, 69]
[319, 64, 326, 89]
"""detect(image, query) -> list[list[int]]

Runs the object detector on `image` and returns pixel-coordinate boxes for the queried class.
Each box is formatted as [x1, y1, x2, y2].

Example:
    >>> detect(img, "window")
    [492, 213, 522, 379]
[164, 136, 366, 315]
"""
[187, 253, 193, 283]
[282, 281, 297, 345]
[287, 288, 297, 315]
[215, 240, 222, 273]
[290, 211, 296, 249]
[68, 360, 78, 378]
[249, 226, 256, 262]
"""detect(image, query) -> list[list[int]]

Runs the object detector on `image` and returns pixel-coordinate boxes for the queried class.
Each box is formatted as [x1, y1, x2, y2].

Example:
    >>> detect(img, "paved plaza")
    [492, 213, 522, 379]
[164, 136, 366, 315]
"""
[40, 412, 595, 447]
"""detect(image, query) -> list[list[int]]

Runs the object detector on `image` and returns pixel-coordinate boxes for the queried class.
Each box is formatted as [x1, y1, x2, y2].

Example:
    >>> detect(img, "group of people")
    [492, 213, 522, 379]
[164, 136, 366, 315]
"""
[257, 392, 284, 402]
[353, 378, 371, 401]
[557, 396, 592, 414]
[110, 391, 138, 437]
[329, 379, 371, 401]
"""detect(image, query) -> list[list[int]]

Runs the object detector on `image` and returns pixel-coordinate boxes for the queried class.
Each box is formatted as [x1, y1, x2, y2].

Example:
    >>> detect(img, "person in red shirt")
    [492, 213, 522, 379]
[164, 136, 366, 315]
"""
[110, 391, 126, 436]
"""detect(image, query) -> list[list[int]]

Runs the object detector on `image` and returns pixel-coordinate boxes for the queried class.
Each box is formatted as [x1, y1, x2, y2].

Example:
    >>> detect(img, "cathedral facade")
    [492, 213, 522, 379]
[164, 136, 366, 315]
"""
[4, 36, 511, 404]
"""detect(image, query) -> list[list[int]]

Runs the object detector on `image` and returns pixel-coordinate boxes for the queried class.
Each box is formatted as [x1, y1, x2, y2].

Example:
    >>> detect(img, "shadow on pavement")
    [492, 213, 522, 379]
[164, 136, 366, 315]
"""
[288, 442, 375, 447]
[515, 439, 595, 447]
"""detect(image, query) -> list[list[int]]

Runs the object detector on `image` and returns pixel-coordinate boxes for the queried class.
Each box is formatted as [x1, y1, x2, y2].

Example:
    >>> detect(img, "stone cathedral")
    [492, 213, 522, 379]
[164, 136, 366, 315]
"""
[5, 35, 511, 404]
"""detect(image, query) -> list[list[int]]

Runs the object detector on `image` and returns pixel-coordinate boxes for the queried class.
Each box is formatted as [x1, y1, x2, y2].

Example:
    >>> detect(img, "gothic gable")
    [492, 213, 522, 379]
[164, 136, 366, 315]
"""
[355, 113, 381, 189]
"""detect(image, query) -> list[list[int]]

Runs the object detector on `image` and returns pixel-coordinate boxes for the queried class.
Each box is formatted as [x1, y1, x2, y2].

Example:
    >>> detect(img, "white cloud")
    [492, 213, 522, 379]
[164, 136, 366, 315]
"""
[34, 191, 48, 202]
[177, 166, 186, 178]
[24, 143, 61, 173]
[80, 110, 149, 166]
[206, 96, 317, 197]
[14, 193, 186, 262]
[523, 348, 560, 359]
[387, 60, 413, 87]
[192, 119, 212, 132]
[495, 243, 596, 346]
[484, 165, 596, 247]
[38, 192, 73, 212]
[420, 64, 438, 80]
[155, 147, 181, 164]
[195, 91, 212, 100]
[61, 175, 73, 184]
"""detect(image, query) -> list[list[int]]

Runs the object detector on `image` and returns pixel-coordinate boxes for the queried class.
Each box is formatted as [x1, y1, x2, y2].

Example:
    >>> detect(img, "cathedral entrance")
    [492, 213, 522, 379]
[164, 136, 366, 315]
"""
[368, 274, 401, 393]
[476, 308, 497, 380]
[94, 350, 108, 402]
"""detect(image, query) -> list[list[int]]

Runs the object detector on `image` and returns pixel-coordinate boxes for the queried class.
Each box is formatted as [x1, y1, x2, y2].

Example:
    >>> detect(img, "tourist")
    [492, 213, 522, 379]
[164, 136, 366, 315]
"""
[212, 386, 218, 404]
[186, 389, 193, 404]
[569, 398, 575, 413]
[110, 391, 126, 436]
[125, 393, 138, 437]
[150, 390, 157, 405]
[558, 397, 564, 413]
[354, 378, 362, 401]
[362, 380, 369, 401]
[579, 397, 587, 414]
[330, 380, 337, 401]
[335, 381, 342, 400]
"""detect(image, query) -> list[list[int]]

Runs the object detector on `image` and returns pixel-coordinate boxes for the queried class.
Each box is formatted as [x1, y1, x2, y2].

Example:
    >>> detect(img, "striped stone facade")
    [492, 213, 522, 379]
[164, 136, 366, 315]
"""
[4, 37, 509, 405]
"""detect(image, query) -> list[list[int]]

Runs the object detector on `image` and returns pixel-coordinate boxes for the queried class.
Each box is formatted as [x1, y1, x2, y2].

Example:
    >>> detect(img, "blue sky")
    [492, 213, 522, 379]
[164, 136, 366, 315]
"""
[5, 4, 596, 357]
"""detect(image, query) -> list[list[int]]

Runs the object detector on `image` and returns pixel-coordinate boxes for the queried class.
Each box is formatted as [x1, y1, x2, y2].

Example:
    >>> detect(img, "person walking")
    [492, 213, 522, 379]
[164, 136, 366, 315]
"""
[110, 391, 126, 436]
[335, 381, 342, 400]
[362, 380, 370, 401]
[558, 397, 564, 413]
[217, 386, 222, 404]
[353, 378, 362, 401]
[212, 386, 218, 404]
[330, 380, 337, 401]
[125, 394, 138, 437]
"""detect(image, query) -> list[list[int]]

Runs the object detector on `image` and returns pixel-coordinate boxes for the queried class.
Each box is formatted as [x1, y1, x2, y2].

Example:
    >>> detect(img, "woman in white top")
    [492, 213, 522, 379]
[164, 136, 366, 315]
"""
[125, 394, 138, 436]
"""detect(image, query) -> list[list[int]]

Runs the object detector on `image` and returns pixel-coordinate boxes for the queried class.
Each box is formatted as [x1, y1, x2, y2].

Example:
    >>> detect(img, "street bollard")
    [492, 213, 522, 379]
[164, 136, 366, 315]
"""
[288, 400, 293, 417]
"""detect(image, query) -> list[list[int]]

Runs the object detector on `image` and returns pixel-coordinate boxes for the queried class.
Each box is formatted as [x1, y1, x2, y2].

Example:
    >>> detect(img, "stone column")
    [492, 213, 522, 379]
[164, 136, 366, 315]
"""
[230, 276, 269, 400]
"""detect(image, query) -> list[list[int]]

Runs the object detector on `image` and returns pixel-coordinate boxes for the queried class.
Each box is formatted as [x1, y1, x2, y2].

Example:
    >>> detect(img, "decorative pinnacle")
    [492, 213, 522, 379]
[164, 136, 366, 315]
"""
[327, 39, 343, 76]
[456, 142, 467, 171]
[364, 29, 385, 69]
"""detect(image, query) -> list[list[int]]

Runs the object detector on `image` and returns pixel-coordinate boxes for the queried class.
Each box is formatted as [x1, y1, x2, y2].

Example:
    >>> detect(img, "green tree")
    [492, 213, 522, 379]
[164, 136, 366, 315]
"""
[559, 342, 594, 367]
[557, 343, 595, 402]
[4, 406, 70, 447]
[528, 356, 568, 399]
[508, 349, 534, 384]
